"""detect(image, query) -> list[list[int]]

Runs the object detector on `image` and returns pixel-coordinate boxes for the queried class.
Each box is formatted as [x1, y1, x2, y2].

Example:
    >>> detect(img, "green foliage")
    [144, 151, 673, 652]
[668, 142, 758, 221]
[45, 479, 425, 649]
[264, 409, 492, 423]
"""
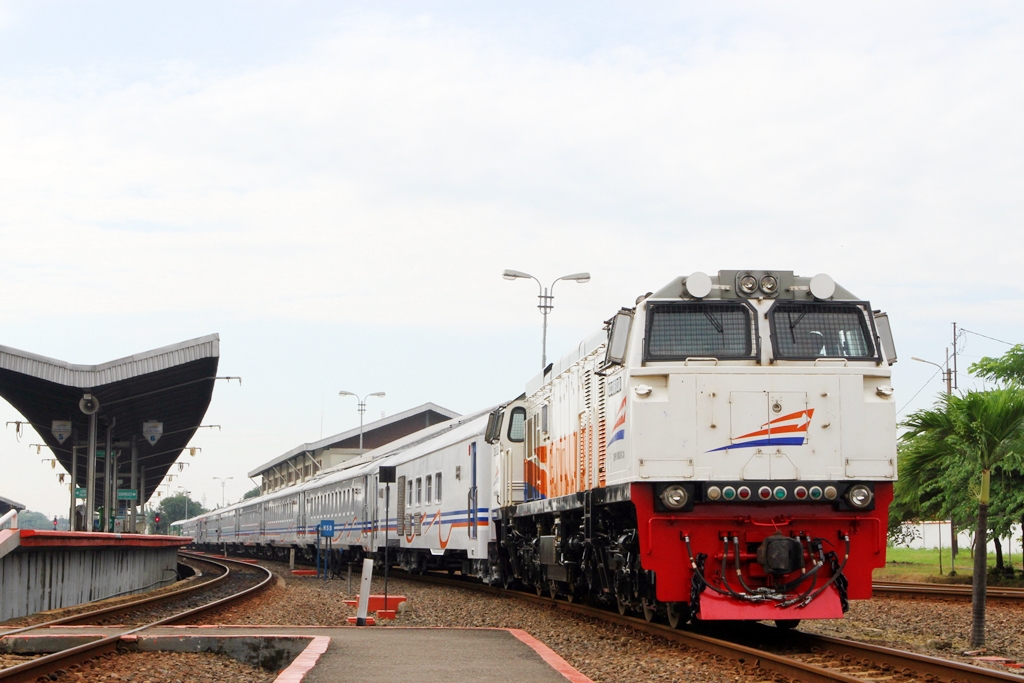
[899, 389, 1024, 540]
[16, 510, 57, 530]
[899, 387, 1024, 645]
[970, 343, 1024, 386]
[156, 493, 208, 529]
[242, 486, 261, 500]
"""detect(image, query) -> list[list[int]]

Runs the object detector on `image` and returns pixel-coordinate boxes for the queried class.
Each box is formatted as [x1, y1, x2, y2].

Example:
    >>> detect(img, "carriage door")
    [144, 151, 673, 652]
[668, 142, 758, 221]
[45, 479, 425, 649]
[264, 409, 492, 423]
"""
[467, 442, 478, 540]
[371, 473, 380, 547]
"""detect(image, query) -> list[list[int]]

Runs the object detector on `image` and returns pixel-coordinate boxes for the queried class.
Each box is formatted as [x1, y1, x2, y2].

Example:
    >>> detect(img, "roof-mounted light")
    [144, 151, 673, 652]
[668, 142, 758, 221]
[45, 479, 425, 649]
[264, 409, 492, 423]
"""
[760, 274, 779, 294]
[738, 274, 758, 295]
[809, 273, 836, 300]
[684, 271, 712, 298]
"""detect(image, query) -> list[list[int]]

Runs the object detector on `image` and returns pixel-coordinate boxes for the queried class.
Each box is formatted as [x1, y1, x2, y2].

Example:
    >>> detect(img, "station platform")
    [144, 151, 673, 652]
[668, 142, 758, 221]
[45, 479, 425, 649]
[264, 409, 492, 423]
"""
[0, 625, 593, 682]
[0, 530, 189, 623]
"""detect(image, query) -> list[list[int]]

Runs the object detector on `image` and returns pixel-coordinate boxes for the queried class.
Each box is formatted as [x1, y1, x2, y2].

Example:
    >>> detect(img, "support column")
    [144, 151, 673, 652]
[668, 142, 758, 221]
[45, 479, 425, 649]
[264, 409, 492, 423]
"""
[111, 449, 119, 530]
[130, 435, 138, 533]
[140, 464, 146, 534]
[103, 421, 113, 533]
[69, 443, 78, 531]
[85, 412, 98, 532]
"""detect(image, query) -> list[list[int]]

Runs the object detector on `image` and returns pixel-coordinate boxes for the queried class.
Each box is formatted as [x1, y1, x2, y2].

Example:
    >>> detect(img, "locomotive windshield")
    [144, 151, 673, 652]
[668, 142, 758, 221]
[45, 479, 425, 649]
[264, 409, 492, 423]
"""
[644, 301, 756, 361]
[770, 301, 877, 360]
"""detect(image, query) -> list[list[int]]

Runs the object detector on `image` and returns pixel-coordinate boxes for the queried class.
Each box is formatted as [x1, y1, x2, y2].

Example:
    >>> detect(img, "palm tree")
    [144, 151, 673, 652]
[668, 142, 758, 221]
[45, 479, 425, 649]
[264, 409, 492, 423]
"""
[901, 388, 1024, 647]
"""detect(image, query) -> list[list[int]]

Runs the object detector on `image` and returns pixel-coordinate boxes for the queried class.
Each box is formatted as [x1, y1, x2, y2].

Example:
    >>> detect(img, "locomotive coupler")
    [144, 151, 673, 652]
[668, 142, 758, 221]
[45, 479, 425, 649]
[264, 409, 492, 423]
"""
[756, 533, 805, 576]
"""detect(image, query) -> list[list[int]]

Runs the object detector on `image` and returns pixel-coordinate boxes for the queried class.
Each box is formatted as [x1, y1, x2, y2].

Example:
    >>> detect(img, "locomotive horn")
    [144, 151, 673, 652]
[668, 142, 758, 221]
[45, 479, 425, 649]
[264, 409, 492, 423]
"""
[79, 394, 100, 415]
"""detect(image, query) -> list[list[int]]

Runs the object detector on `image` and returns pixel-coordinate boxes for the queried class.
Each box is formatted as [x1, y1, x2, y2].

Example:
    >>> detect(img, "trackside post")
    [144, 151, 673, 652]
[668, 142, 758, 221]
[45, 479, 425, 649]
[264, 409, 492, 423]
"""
[355, 557, 374, 626]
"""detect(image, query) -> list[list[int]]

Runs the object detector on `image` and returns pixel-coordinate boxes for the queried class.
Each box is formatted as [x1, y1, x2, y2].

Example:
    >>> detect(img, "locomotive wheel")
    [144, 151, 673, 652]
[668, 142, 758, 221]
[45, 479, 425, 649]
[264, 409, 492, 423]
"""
[775, 619, 800, 630]
[535, 582, 544, 597]
[548, 581, 559, 599]
[666, 602, 688, 629]
[641, 597, 656, 623]
[616, 595, 628, 616]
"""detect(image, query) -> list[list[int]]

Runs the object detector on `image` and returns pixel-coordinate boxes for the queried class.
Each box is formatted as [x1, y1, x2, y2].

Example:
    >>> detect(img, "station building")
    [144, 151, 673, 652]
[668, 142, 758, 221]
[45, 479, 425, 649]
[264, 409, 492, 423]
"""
[249, 403, 459, 494]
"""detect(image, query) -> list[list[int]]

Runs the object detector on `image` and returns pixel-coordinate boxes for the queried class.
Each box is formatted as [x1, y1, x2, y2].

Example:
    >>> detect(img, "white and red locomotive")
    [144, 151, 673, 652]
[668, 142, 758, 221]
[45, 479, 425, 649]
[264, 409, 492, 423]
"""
[180, 269, 897, 627]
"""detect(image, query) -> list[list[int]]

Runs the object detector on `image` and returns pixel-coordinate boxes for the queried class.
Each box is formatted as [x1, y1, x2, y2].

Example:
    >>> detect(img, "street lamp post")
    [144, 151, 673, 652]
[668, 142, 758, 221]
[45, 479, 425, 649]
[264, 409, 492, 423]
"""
[177, 488, 191, 520]
[338, 391, 386, 453]
[503, 270, 591, 369]
[212, 477, 233, 508]
[911, 353, 956, 575]
[912, 352, 953, 396]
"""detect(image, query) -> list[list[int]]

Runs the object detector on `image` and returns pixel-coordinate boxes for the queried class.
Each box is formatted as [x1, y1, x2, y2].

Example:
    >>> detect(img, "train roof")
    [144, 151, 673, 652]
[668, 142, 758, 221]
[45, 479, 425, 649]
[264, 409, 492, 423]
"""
[297, 408, 492, 492]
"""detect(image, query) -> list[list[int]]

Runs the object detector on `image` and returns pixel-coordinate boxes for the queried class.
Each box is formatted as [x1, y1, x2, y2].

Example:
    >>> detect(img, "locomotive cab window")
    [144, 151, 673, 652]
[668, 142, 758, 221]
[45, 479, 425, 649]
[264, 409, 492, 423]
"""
[508, 406, 526, 442]
[644, 301, 757, 361]
[770, 301, 878, 361]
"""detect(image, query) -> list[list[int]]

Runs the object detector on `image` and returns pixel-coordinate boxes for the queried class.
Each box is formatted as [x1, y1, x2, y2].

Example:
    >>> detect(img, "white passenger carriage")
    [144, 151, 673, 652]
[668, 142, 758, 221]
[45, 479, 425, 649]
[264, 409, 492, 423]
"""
[183, 410, 495, 576]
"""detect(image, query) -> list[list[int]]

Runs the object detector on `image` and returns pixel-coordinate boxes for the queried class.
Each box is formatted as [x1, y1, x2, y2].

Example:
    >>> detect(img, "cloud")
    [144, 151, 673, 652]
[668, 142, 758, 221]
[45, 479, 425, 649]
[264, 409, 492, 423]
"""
[2, 10, 1023, 335]
[2, 6, 1024, 514]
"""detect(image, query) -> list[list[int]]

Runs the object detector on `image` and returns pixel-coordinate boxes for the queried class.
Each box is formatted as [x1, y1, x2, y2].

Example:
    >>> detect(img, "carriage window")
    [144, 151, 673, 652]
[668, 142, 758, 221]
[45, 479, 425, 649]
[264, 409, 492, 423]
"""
[426, 475, 433, 504]
[771, 302, 877, 360]
[644, 301, 756, 361]
[416, 478, 422, 506]
[508, 407, 527, 443]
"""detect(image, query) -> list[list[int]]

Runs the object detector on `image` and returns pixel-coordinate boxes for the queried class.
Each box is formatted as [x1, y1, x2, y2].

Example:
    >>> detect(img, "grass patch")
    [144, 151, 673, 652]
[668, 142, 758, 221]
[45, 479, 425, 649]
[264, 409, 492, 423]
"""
[878, 547, 1023, 583]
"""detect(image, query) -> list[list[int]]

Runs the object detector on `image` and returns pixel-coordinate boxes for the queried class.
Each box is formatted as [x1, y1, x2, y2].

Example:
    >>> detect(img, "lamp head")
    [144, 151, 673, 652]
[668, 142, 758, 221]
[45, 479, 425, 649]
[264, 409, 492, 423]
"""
[368, 392, 386, 398]
[562, 272, 591, 283]
[503, 269, 531, 280]
[338, 390, 355, 397]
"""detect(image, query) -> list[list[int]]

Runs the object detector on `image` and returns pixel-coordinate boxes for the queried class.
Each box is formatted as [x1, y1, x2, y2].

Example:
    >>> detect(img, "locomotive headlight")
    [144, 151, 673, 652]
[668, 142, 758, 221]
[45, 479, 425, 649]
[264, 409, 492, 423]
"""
[660, 485, 688, 510]
[846, 484, 873, 509]
[739, 274, 758, 295]
[760, 274, 779, 294]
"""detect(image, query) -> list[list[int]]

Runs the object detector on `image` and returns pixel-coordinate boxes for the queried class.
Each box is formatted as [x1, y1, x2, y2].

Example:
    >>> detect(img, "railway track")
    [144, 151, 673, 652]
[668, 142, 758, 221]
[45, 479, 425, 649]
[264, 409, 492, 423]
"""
[873, 580, 1024, 601]
[403, 571, 1023, 682]
[0, 552, 272, 683]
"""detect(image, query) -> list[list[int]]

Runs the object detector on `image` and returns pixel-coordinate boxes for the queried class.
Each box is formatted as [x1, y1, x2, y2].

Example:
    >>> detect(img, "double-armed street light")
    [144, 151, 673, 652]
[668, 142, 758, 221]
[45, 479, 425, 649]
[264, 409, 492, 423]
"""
[212, 476, 233, 508]
[503, 270, 591, 369]
[338, 391, 386, 454]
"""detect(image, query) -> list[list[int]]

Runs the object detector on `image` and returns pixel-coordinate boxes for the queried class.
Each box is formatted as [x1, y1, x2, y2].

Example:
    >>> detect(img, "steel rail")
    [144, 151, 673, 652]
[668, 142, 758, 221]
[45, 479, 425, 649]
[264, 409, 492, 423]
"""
[405, 571, 1023, 682]
[873, 580, 1024, 601]
[0, 553, 272, 683]
[770, 628, 1024, 683]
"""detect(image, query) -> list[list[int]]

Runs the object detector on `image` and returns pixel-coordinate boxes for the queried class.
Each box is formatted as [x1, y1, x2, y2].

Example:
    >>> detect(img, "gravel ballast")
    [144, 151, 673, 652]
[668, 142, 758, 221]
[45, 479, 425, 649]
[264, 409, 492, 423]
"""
[191, 559, 1024, 681]
[42, 650, 277, 683]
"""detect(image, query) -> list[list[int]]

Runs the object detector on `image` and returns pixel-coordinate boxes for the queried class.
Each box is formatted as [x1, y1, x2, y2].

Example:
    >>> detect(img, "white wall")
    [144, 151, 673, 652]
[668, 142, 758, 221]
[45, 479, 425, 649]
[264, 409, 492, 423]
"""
[897, 520, 1023, 555]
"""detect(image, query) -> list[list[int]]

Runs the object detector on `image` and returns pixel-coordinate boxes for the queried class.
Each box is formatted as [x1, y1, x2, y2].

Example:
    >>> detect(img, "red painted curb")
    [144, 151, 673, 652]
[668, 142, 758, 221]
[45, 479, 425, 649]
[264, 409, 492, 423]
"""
[273, 636, 330, 683]
[508, 629, 594, 683]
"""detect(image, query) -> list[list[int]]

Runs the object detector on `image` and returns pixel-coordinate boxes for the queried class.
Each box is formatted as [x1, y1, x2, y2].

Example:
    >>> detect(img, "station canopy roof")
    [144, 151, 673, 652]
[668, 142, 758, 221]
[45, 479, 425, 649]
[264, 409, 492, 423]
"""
[0, 334, 220, 507]
[249, 402, 459, 479]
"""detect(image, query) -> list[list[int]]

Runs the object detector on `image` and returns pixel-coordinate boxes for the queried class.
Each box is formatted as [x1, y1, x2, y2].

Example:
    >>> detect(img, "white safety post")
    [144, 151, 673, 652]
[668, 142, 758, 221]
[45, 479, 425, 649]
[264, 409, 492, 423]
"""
[355, 557, 374, 626]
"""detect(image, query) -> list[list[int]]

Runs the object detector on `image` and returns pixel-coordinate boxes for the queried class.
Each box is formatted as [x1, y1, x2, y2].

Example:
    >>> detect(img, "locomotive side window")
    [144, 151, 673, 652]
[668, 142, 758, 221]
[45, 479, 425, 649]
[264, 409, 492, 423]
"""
[435, 472, 442, 503]
[416, 478, 422, 506]
[770, 301, 877, 360]
[426, 475, 433, 504]
[644, 301, 756, 361]
[508, 407, 527, 443]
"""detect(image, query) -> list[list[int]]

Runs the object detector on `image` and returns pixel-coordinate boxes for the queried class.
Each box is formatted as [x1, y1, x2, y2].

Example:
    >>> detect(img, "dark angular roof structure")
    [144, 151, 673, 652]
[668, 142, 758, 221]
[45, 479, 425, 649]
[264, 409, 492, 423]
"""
[0, 335, 220, 507]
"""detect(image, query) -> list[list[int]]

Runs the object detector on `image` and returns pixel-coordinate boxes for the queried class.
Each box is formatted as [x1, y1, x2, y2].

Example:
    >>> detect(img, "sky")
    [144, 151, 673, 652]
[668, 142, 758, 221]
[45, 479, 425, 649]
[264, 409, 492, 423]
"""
[1, 2, 1022, 517]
